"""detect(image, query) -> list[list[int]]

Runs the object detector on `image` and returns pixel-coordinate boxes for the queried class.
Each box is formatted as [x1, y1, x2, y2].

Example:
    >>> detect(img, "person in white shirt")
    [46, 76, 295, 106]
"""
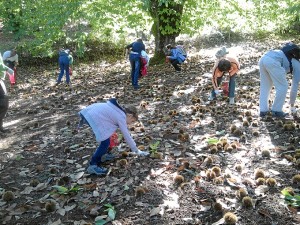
[77, 98, 149, 175]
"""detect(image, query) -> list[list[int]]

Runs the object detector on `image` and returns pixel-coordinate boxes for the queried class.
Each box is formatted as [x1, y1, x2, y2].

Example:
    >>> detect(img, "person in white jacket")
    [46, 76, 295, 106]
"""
[78, 98, 149, 175]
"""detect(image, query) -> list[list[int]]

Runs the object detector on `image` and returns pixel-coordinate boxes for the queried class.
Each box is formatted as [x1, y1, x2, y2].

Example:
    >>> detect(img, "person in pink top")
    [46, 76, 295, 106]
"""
[78, 98, 149, 175]
[208, 47, 240, 105]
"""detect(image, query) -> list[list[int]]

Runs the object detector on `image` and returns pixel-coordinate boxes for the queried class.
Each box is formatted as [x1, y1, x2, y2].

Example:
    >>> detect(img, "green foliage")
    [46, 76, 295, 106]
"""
[149, 141, 160, 154]
[95, 203, 116, 224]
[51, 185, 82, 195]
[281, 188, 300, 208]
[0, 0, 300, 59]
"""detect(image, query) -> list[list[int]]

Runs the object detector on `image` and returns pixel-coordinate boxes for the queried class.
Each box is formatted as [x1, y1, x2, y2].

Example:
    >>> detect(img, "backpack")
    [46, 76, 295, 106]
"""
[176, 45, 187, 57]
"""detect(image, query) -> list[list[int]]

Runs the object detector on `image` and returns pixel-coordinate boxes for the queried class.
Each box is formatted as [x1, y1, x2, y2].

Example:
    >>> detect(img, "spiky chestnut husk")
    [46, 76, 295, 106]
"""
[292, 174, 300, 183]
[45, 201, 56, 212]
[223, 212, 238, 224]
[237, 188, 247, 199]
[261, 150, 271, 158]
[234, 164, 243, 172]
[204, 156, 213, 165]
[117, 159, 128, 167]
[256, 178, 265, 186]
[212, 166, 221, 176]
[135, 187, 146, 197]
[2, 191, 15, 202]
[213, 202, 223, 211]
[174, 175, 185, 184]
[254, 169, 265, 179]
[242, 196, 253, 208]
[266, 178, 277, 187]
[121, 151, 129, 158]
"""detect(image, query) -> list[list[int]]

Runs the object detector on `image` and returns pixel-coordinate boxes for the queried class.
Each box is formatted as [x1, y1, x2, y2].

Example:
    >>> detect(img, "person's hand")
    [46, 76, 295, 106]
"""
[135, 150, 150, 156]
[214, 89, 223, 95]
[7, 68, 14, 75]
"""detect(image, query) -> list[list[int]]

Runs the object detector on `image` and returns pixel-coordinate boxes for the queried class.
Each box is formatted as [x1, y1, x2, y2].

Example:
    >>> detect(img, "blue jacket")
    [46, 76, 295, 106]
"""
[126, 42, 145, 56]
[169, 48, 186, 63]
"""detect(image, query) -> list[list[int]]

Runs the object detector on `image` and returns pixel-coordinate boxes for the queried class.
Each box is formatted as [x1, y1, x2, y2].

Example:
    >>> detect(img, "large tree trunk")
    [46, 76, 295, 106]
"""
[148, 0, 185, 65]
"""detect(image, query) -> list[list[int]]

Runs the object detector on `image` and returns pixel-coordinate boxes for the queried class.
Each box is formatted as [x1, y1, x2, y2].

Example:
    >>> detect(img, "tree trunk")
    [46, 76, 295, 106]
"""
[148, 0, 185, 65]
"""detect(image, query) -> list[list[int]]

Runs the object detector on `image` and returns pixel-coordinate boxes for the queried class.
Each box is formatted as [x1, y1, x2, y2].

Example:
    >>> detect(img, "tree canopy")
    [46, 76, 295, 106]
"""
[0, 0, 299, 59]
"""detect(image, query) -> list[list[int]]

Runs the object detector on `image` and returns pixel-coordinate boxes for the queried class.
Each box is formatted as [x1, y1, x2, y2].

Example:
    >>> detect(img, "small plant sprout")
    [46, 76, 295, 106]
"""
[149, 141, 160, 155]
[104, 203, 116, 221]
[223, 212, 238, 224]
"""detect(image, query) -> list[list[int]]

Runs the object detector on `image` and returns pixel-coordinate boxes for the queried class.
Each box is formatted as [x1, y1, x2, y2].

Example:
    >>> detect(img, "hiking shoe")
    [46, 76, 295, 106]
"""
[87, 165, 108, 175]
[101, 153, 116, 162]
[259, 111, 269, 117]
[271, 111, 288, 118]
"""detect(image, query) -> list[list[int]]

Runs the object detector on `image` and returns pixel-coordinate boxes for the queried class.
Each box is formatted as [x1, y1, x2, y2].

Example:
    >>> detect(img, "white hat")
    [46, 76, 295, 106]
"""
[215, 47, 229, 59]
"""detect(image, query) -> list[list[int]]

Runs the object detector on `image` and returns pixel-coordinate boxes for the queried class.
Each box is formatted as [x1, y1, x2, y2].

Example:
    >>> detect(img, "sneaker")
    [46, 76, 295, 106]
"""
[101, 153, 116, 162]
[271, 111, 288, 118]
[259, 111, 268, 117]
[87, 165, 108, 175]
[229, 97, 235, 105]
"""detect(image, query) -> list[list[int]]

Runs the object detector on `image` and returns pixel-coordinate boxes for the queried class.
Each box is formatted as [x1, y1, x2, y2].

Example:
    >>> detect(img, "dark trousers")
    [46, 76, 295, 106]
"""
[0, 96, 9, 129]
[170, 59, 181, 71]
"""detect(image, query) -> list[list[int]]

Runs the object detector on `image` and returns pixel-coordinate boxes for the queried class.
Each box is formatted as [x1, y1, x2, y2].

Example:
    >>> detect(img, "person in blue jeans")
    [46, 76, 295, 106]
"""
[259, 42, 300, 118]
[56, 49, 72, 88]
[126, 39, 145, 90]
[77, 98, 149, 175]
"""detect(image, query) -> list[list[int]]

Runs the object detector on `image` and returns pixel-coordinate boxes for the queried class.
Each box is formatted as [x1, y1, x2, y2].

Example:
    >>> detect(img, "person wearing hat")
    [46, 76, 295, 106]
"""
[0, 53, 14, 133]
[77, 98, 149, 175]
[259, 42, 300, 118]
[209, 47, 240, 105]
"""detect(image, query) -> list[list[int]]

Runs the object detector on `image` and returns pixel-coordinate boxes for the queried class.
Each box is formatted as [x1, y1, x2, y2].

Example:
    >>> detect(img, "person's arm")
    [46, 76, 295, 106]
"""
[125, 43, 133, 50]
[290, 59, 300, 107]
[227, 57, 240, 76]
[211, 61, 220, 91]
[118, 119, 149, 156]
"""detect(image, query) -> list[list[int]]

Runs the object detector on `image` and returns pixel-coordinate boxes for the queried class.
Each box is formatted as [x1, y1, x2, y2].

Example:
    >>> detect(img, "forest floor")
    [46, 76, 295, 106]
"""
[1, 38, 300, 225]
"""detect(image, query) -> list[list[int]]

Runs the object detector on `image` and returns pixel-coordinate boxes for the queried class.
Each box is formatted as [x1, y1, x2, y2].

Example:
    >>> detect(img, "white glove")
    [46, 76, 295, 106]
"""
[135, 150, 150, 156]
[214, 89, 222, 95]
